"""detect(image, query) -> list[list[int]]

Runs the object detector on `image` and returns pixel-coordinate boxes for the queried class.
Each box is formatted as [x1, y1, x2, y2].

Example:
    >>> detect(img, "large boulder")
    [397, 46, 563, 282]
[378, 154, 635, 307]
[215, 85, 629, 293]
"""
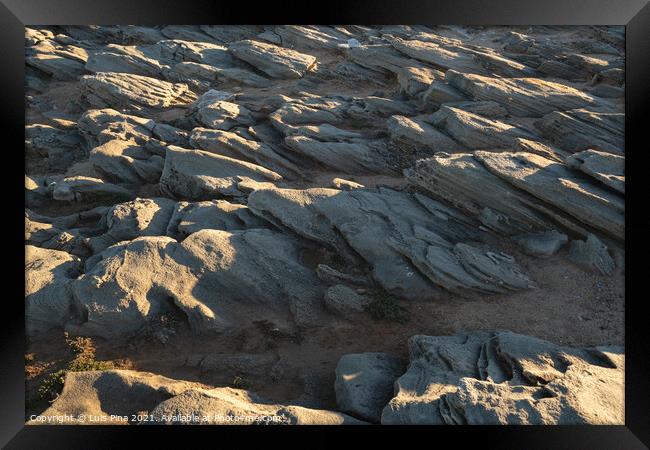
[25, 246, 82, 335]
[382, 331, 624, 425]
[71, 228, 325, 337]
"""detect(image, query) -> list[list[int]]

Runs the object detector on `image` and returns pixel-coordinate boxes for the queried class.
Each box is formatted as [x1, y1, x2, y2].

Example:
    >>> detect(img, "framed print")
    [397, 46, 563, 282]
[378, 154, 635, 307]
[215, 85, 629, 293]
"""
[2, 0, 649, 447]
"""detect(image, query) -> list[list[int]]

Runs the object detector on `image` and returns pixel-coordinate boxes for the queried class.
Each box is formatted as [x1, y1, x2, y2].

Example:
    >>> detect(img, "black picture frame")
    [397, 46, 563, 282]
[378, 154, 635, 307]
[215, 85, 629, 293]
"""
[2, 0, 648, 447]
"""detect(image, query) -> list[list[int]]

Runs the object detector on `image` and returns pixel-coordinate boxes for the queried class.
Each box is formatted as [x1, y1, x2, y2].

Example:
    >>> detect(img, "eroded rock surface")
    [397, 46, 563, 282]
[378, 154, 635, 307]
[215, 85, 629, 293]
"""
[249, 186, 534, 299]
[407, 151, 624, 244]
[335, 353, 405, 422]
[34, 369, 365, 425]
[25, 25, 625, 426]
[150, 387, 365, 424]
[160, 146, 283, 199]
[25, 246, 82, 335]
[229, 40, 317, 79]
[72, 228, 326, 337]
[381, 331, 624, 425]
[81, 72, 197, 111]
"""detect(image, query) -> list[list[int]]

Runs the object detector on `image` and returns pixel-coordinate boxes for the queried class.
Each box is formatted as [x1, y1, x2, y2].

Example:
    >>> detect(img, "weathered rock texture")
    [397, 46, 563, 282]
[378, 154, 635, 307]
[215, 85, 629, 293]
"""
[407, 151, 624, 243]
[72, 228, 326, 337]
[25, 246, 82, 335]
[34, 369, 365, 425]
[248, 186, 534, 299]
[25, 25, 624, 426]
[381, 331, 624, 425]
[335, 353, 406, 422]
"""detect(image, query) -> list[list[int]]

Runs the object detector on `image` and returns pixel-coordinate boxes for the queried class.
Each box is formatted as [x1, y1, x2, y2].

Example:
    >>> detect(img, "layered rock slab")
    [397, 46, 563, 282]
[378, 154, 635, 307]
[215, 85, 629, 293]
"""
[249, 186, 533, 300]
[387, 115, 464, 154]
[429, 106, 537, 150]
[190, 128, 301, 177]
[474, 151, 624, 241]
[229, 40, 316, 79]
[80, 72, 197, 111]
[381, 331, 624, 425]
[535, 109, 624, 155]
[566, 149, 624, 193]
[446, 70, 597, 117]
[159, 146, 283, 199]
[284, 136, 399, 175]
[407, 152, 624, 242]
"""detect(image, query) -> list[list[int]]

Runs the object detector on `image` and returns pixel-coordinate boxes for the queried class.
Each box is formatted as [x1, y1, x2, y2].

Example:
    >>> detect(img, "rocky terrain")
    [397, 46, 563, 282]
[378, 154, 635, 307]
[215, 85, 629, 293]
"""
[25, 25, 624, 425]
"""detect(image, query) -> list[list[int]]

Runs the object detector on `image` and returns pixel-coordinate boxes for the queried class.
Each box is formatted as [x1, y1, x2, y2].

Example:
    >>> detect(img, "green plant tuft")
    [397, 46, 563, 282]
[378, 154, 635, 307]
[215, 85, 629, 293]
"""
[37, 370, 66, 401]
[37, 333, 114, 401]
[365, 291, 410, 324]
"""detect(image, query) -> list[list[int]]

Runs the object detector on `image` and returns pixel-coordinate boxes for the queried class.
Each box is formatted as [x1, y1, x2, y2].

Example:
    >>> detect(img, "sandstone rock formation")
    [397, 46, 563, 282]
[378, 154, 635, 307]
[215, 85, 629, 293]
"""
[381, 331, 624, 425]
[71, 228, 326, 337]
[33, 369, 365, 425]
[335, 353, 405, 422]
[25, 25, 625, 426]
[229, 40, 317, 79]
[25, 246, 82, 335]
